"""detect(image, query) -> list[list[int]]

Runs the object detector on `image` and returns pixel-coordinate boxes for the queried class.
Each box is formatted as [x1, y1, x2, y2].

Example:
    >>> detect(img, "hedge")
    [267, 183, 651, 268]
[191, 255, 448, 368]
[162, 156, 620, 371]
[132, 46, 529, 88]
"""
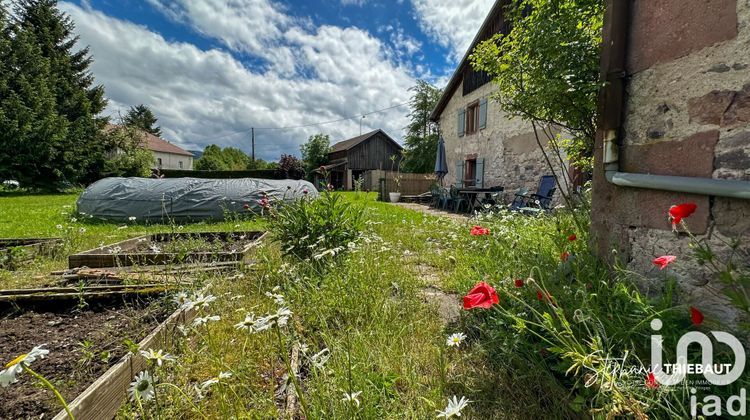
[157, 169, 294, 180]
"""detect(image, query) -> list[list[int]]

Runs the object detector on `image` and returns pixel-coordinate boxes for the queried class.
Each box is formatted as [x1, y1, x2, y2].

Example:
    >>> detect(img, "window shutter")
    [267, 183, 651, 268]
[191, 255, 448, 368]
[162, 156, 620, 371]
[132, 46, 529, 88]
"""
[458, 108, 465, 137]
[455, 160, 464, 188]
[475, 158, 485, 188]
[479, 98, 488, 130]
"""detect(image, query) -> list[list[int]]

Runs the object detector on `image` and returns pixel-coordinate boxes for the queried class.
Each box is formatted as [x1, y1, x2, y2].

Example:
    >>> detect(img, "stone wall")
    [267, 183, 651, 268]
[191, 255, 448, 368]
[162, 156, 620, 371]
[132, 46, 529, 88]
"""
[437, 80, 566, 202]
[591, 0, 750, 329]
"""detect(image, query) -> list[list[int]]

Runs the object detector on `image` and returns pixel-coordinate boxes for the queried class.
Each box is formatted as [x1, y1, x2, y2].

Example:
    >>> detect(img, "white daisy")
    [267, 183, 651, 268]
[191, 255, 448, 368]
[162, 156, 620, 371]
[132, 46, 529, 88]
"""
[173, 292, 190, 308]
[139, 348, 176, 367]
[234, 313, 256, 332]
[192, 315, 220, 327]
[446, 333, 467, 348]
[128, 371, 155, 401]
[436, 396, 470, 418]
[190, 293, 216, 309]
[342, 390, 362, 407]
[275, 307, 292, 327]
[128, 216, 137, 221]
[251, 315, 274, 332]
[0, 345, 49, 387]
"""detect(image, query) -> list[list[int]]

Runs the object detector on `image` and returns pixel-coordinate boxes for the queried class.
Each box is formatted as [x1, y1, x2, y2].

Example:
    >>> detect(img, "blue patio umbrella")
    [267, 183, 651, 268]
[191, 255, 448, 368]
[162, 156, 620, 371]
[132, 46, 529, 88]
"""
[434, 134, 448, 184]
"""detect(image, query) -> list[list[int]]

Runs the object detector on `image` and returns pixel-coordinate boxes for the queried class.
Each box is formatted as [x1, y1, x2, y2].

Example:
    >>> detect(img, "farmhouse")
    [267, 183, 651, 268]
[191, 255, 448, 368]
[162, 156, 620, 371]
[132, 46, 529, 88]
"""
[322, 129, 403, 190]
[143, 131, 194, 171]
[429, 1, 559, 194]
[105, 124, 194, 171]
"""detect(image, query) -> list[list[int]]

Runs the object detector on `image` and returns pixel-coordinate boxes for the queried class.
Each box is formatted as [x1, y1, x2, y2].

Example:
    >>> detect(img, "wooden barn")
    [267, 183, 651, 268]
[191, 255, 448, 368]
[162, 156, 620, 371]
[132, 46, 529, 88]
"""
[320, 129, 403, 190]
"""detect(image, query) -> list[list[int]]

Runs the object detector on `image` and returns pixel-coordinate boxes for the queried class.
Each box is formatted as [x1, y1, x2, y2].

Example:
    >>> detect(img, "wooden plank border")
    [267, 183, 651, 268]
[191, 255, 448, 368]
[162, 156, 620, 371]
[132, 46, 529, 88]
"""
[69, 231, 266, 269]
[52, 303, 197, 420]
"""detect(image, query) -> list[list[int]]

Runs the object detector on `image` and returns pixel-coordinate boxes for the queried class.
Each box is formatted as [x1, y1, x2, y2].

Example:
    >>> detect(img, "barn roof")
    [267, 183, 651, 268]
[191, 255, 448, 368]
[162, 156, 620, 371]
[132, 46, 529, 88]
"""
[329, 129, 402, 153]
[429, 1, 506, 121]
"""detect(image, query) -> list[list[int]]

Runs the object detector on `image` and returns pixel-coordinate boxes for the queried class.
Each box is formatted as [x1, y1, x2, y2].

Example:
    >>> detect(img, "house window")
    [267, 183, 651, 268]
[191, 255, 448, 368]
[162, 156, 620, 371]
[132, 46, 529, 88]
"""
[464, 158, 476, 187]
[465, 101, 480, 135]
[157, 158, 163, 168]
[178, 161, 183, 169]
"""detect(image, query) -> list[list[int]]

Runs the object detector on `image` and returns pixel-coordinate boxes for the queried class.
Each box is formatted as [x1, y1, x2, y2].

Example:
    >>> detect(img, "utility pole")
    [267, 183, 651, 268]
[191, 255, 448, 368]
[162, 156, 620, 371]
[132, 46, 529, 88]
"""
[251, 127, 255, 162]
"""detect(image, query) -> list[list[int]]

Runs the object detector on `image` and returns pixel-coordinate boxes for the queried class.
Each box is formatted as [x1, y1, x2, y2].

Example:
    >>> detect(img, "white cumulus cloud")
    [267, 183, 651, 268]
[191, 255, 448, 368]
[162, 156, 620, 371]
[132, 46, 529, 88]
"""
[59, 1, 416, 161]
[411, 0, 495, 62]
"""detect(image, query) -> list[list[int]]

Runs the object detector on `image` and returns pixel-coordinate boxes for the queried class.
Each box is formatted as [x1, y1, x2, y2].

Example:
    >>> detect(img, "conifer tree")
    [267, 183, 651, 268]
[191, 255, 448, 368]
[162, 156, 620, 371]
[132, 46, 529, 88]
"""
[123, 104, 162, 137]
[0, 4, 68, 189]
[13, 0, 108, 188]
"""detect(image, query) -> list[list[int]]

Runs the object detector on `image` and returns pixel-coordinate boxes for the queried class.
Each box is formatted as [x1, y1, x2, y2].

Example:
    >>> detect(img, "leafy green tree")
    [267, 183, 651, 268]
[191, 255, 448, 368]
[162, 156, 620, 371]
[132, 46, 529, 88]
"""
[0, 6, 68, 189]
[102, 125, 154, 177]
[123, 104, 162, 137]
[194, 145, 251, 170]
[300, 133, 330, 175]
[195, 145, 228, 170]
[402, 80, 442, 173]
[221, 147, 251, 170]
[470, 0, 603, 171]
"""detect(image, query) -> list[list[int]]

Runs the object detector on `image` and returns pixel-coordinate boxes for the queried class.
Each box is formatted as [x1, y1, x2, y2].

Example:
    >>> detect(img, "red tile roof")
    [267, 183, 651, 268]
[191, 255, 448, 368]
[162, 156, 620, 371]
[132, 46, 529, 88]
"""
[105, 124, 194, 157]
[142, 132, 194, 157]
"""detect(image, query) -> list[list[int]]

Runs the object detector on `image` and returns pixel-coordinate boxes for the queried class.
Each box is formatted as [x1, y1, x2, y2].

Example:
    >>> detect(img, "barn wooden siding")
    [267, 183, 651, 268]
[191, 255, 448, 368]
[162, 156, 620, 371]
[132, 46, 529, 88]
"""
[346, 132, 403, 170]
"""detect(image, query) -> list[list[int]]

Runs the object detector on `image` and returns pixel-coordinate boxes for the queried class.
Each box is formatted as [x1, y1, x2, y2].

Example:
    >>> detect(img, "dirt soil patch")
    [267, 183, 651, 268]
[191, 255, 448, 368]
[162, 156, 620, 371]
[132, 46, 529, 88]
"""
[0, 298, 172, 419]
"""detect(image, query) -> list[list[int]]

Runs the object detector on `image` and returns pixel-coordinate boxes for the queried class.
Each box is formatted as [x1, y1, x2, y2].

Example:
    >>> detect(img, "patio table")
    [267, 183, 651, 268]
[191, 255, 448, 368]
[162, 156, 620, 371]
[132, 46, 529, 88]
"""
[457, 187, 504, 211]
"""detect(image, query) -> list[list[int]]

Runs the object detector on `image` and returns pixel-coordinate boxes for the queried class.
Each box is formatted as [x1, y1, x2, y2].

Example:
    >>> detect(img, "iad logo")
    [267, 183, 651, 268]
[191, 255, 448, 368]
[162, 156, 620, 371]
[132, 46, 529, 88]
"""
[650, 319, 747, 417]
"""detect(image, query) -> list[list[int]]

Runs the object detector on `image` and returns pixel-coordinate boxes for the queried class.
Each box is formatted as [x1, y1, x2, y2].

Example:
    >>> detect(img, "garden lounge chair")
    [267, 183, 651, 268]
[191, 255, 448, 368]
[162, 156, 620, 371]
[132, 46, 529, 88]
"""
[509, 175, 557, 212]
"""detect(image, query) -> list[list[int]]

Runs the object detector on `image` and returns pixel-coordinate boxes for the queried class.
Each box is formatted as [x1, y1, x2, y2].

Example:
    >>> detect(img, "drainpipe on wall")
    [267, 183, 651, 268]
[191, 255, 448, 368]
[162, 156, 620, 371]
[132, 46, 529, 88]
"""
[598, 0, 750, 200]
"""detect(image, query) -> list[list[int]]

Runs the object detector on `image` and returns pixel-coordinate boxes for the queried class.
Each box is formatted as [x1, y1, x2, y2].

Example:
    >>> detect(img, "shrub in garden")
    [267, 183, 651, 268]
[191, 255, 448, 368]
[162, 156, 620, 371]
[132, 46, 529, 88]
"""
[269, 191, 364, 264]
[455, 204, 748, 419]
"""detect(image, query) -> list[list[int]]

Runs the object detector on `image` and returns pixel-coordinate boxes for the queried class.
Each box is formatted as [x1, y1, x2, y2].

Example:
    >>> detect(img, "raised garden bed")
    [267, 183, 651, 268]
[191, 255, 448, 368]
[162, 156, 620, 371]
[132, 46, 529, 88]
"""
[0, 297, 176, 419]
[1, 237, 62, 269]
[69, 231, 266, 269]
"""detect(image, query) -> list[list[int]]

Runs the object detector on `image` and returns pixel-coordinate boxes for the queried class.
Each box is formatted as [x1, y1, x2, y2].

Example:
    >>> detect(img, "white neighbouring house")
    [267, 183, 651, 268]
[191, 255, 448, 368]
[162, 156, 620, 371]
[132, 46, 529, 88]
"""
[106, 124, 194, 171]
[142, 131, 195, 170]
[429, 1, 567, 198]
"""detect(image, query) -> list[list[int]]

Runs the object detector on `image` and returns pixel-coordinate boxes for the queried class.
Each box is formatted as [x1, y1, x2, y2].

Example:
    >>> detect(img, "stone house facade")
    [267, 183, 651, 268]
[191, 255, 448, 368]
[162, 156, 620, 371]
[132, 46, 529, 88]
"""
[592, 0, 750, 328]
[430, 1, 562, 200]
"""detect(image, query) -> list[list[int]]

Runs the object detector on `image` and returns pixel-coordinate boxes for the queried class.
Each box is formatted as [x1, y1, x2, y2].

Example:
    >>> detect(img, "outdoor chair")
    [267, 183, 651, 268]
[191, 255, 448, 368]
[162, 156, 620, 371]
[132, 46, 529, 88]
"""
[450, 185, 469, 213]
[509, 175, 557, 212]
[438, 187, 452, 210]
[429, 185, 441, 207]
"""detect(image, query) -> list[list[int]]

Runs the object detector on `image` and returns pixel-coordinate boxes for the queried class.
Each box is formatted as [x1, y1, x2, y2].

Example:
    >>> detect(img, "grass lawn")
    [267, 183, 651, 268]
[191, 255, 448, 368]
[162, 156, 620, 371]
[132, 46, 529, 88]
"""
[1, 191, 494, 418]
[1, 191, 723, 419]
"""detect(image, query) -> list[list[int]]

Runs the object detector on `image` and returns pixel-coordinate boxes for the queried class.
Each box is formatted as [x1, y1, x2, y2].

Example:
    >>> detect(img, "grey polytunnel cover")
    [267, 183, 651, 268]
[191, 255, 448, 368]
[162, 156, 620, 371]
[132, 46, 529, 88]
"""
[77, 177, 319, 222]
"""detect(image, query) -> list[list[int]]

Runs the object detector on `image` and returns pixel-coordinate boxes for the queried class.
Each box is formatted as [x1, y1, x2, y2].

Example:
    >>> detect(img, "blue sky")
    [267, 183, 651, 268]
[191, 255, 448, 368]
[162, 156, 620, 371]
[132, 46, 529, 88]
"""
[61, 0, 495, 160]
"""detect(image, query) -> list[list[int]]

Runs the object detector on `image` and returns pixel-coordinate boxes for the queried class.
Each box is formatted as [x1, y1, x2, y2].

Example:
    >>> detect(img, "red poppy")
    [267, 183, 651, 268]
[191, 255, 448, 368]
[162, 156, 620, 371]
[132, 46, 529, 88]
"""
[514, 278, 524, 288]
[259, 198, 269, 207]
[536, 290, 556, 305]
[470, 225, 490, 236]
[242, 203, 249, 210]
[645, 372, 659, 389]
[652, 255, 677, 270]
[690, 306, 704, 325]
[567, 234, 577, 241]
[561, 251, 570, 262]
[463, 281, 499, 310]
[669, 203, 697, 226]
